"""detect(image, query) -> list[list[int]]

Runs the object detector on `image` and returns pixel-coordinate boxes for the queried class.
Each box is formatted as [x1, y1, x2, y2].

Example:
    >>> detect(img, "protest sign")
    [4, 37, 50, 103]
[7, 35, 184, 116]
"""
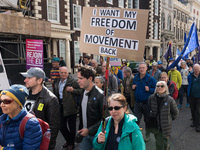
[104, 57, 121, 66]
[80, 7, 149, 61]
[0, 52, 10, 90]
[26, 39, 43, 69]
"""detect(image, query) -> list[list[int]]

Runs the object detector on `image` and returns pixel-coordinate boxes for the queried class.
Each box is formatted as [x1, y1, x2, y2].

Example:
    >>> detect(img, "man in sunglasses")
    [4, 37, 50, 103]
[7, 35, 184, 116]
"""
[77, 66, 104, 150]
[20, 67, 60, 150]
[132, 62, 156, 142]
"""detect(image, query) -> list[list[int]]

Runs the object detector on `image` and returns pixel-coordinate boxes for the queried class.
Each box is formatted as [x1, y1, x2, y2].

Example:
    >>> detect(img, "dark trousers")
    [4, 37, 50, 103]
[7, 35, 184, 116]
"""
[190, 96, 200, 125]
[124, 93, 132, 109]
[179, 85, 189, 105]
[134, 101, 149, 136]
[153, 130, 170, 150]
[60, 105, 77, 145]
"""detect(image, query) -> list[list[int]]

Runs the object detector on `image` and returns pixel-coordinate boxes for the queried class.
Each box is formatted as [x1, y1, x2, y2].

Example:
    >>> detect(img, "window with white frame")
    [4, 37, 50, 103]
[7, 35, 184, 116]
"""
[154, 22, 158, 39]
[107, 0, 113, 4]
[118, 0, 124, 8]
[47, 0, 60, 23]
[134, 0, 139, 9]
[181, 29, 183, 40]
[59, 40, 66, 60]
[177, 28, 179, 40]
[74, 41, 82, 65]
[169, 0, 171, 6]
[128, 0, 133, 8]
[161, 13, 165, 29]
[174, 10, 176, 19]
[73, 4, 81, 30]
[167, 15, 171, 31]
[155, 0, 158, 16]
[93, 55, 100, 64]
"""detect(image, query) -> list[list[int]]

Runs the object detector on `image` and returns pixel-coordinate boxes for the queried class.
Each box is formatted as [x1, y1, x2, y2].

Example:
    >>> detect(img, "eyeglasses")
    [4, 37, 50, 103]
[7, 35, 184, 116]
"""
[108, 106, 124, 111]
[0, 99, 14, 104]
[157, 85, 164, 88]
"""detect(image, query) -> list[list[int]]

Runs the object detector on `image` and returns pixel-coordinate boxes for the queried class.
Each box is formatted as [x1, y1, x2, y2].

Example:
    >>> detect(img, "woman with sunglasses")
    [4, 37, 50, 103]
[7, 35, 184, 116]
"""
[93, 93, 145, 150]
[0, 84, 42, 150]
[147, 81, 179, 150]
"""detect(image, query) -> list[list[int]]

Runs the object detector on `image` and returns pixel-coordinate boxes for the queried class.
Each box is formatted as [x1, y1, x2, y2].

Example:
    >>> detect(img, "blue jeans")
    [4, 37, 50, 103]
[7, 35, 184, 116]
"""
[79, 135, 94, 150]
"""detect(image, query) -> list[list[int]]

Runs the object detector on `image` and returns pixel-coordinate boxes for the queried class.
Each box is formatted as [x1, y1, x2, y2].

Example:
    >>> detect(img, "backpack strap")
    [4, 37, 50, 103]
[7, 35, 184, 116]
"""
[19, 114, 35, 139]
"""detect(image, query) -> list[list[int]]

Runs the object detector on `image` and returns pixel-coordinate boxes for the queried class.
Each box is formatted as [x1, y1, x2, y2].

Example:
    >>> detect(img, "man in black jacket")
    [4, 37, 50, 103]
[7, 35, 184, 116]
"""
[21, 67, 60, 150]
[77, 66, 104, 150]
[54, 67, 82, 150]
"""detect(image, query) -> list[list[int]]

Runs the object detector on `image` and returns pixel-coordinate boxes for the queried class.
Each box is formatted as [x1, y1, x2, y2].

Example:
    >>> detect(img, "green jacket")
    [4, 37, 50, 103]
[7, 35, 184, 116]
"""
[168, 70, 182, 90]
[93, 114, 145, 150]
[53, 75, 82, 116]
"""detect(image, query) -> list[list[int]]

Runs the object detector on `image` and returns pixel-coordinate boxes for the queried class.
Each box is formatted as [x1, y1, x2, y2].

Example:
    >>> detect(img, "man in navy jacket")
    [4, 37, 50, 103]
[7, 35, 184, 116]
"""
[132, 62, 156, 141]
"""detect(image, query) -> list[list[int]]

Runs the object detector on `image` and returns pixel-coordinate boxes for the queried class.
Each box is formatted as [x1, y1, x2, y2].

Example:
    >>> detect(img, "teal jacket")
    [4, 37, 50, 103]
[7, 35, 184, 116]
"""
[93, 114, 145, 150]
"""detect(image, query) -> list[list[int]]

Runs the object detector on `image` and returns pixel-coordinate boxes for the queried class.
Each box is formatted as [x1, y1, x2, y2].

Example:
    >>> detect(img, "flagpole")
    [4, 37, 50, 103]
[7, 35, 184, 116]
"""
[102, 57, 110, 133]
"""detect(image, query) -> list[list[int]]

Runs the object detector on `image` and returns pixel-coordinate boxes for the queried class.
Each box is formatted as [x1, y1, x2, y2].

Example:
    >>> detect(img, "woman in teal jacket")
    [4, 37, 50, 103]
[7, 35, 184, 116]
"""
[93, 93, 145, 150]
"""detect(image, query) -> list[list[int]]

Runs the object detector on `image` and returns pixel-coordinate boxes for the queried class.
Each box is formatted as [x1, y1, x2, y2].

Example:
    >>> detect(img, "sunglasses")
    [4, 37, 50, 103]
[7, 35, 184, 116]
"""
[0, 99, 14, 104]
[157, 85, 164, 88]
[108, 106, 124, 111]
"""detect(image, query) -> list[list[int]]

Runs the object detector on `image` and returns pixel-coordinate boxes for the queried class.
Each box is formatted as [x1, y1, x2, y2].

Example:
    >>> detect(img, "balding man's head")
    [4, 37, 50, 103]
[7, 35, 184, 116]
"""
[91, 59, 97, 68]
[59, 66, 69, 80]
[193, 64, 200, 76]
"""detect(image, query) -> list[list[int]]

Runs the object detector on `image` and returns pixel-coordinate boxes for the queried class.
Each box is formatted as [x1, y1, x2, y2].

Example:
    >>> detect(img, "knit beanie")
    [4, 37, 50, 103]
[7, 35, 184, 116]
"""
[0, 84, 29, 108]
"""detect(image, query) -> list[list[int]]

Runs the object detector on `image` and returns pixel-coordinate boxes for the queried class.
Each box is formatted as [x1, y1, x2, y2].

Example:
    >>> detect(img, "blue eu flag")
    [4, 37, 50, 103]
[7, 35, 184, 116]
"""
[167, 23, 199, 70]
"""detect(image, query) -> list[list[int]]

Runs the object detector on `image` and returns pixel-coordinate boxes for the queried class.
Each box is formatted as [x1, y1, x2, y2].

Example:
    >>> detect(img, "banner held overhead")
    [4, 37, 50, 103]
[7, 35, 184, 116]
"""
[80, 7, 149, 61]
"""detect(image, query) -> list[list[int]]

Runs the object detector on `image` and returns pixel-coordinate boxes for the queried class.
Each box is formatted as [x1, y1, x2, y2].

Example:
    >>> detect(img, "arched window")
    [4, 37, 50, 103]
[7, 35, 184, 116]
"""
[167, 15, 171, 31]
[161, 13, 165, 29]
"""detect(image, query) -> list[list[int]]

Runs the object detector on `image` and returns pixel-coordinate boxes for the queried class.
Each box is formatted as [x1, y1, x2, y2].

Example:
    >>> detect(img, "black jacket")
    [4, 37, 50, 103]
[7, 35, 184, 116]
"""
[32, 86, 60, 149]
[79, 85, 104, 136]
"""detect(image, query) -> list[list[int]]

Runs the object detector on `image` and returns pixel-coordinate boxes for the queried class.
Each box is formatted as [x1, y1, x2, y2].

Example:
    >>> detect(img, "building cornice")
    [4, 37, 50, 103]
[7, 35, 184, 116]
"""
[174, 0, 190, 14]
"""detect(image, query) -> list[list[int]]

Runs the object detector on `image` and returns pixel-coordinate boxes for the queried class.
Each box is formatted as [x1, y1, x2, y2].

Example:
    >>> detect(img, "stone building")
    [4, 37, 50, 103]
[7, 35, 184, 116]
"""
[161, 0, 175, 61]
[173, 0, 190, 57]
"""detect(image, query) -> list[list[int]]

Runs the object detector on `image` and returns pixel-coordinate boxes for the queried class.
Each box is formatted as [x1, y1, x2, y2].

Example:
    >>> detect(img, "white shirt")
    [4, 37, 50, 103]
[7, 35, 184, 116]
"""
[181, 68, 189, 85]
[82, 90, 88, 128]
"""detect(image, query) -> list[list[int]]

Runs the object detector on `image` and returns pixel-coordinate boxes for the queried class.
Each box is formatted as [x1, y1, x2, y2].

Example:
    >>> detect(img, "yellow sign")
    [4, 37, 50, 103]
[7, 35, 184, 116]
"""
[37, 103, 44, 111]
[19, 0, 27, 9]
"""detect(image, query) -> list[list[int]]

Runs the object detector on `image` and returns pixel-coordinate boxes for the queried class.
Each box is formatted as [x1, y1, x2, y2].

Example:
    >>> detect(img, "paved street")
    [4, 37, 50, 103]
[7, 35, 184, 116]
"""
[55, 97, 200, 150]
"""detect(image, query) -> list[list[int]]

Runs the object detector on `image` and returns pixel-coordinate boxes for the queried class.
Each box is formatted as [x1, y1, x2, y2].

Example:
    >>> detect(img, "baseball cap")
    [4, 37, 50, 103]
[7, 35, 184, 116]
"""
[157, 60, 162, 64]
[51, 57, 60, 62]
[152, 62, 158, 66]
[20, 67, 45, 80]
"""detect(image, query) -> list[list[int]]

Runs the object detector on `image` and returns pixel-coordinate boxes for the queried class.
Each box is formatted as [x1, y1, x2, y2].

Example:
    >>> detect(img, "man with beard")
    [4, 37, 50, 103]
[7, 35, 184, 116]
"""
[21, 67, 60, 150]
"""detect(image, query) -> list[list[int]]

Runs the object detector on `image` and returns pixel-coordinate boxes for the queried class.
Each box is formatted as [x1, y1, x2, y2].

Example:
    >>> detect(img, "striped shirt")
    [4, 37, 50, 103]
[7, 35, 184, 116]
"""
[50, 67, 60, 81]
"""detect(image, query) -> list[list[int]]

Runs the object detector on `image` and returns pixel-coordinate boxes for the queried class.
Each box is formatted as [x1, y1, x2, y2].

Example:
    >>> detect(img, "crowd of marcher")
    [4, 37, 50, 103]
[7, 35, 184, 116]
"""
[0, 54, 199, 150]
